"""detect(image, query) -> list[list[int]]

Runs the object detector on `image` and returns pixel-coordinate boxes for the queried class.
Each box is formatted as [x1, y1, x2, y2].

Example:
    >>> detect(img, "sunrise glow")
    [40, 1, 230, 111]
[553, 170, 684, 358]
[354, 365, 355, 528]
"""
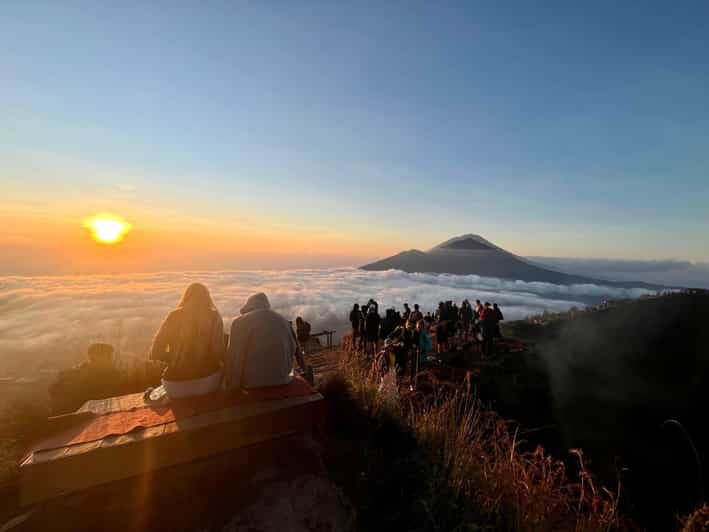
[84, 215, 131, 244]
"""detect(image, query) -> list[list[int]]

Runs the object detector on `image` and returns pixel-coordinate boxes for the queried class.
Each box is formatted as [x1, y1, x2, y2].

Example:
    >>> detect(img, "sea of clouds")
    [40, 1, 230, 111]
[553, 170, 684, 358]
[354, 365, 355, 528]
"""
[0, 268, 657, 375]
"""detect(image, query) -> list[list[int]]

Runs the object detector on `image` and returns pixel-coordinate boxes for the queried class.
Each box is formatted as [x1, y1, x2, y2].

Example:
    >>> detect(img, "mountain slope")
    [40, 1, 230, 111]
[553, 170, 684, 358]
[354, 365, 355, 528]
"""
[361, 234, 662, 288]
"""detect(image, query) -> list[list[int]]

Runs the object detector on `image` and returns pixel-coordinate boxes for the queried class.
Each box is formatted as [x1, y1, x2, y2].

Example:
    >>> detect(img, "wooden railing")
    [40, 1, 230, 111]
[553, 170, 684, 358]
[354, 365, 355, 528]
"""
[310, 330, 336, 349]
[225, 330, 337, 350]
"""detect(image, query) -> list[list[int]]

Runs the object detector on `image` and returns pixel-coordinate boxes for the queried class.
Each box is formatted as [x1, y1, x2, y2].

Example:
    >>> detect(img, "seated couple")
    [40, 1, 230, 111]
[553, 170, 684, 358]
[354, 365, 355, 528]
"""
[150, 283, 307, 399]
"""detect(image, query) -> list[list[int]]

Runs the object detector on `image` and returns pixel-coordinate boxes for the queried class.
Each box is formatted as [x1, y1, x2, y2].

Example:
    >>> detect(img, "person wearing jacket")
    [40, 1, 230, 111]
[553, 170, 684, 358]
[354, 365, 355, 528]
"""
[295, 316, 311, 349]
[349, 303, 362, 347]
[386, 321, 414, 376]
[224, 293, 307, 389]
[409, 304, 423, 324]
[480, 302, 495, 358]
[492, 303, 504, 339]
[364, 306, 381, 356]
[417, 320, 433, 366]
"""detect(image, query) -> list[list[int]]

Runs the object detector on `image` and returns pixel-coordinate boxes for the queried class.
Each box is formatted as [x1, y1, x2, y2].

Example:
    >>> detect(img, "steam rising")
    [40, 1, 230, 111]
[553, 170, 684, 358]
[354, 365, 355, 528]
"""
[0, 268, 656, 375]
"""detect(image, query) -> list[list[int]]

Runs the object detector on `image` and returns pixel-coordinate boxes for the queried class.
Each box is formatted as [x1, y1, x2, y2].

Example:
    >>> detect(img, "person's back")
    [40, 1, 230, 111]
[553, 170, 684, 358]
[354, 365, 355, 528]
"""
[296, 317, 311, 345]
[225, 293, 298, 389]
[493, 304, 504, 322]
[349, 305, 361, 329]
[366, 309, 380, 334]
[150, 283, 225, 383]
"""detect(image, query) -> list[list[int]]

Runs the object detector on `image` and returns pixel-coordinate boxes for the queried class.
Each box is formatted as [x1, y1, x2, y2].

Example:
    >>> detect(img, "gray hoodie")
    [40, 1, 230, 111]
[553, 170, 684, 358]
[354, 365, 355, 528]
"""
[224, 293, 297, 389]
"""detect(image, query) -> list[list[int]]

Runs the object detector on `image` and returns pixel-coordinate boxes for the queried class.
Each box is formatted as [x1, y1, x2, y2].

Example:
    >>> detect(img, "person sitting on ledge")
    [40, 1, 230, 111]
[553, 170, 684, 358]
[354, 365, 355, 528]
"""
[224, 292, 308, 389]
[50, 342, 122, 414]
[150, 283, 225, 398]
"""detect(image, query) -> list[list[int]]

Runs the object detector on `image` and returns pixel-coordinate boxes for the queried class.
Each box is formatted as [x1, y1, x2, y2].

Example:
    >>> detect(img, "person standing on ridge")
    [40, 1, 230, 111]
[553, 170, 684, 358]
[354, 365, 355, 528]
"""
[364, 305, 381, 357]
[480, 302, 495, 358]
[295, 316, 311, 353]
[410, 303, 423, 324]
[358, 302, 368, 350]
[402, 303, 411, 323]
[459, 300, 472, 340]
[350, 303, 362, 348]
[417, 320, 433, 368]
[492, 303, 504, 339]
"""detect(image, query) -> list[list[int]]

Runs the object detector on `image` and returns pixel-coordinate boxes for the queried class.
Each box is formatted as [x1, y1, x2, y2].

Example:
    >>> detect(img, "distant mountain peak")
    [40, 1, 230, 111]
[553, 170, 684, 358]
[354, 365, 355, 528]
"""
[430, 234, 505, 253]
[361, 234, 658, 289]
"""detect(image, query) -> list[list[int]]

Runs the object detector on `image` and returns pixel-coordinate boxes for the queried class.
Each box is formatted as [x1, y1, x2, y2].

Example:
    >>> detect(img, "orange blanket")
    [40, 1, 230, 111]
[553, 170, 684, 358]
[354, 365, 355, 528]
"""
[33, 377, 317, 454]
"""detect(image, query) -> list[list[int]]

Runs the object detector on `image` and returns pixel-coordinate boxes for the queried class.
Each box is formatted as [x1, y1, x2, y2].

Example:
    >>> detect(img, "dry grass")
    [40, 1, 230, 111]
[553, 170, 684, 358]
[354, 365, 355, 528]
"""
[679, 503, 709, 532]
[333, 356, 627, 531]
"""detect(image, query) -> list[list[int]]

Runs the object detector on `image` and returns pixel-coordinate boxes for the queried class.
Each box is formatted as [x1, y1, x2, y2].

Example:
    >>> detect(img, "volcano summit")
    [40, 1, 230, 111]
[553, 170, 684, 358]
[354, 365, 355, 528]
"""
[361, 235, 661, 289]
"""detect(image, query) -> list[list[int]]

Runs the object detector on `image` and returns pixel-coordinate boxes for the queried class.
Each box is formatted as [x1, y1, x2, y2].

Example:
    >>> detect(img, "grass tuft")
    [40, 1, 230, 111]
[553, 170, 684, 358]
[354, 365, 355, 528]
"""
[320, 355, 627, 531]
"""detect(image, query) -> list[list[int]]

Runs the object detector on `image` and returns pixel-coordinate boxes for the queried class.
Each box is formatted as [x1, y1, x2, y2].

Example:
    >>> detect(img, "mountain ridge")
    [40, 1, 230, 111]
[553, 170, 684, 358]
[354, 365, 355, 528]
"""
[361, 234, 664, 290]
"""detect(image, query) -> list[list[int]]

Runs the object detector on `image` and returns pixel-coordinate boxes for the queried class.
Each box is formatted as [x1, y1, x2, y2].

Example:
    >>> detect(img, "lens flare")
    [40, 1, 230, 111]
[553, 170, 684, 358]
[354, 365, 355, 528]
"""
[84, 214, 131, 244]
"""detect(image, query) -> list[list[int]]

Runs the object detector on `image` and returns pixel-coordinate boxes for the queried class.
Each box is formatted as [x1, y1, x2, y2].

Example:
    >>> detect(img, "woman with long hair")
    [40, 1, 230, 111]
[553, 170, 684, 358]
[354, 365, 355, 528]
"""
[150, 283, 225, 397]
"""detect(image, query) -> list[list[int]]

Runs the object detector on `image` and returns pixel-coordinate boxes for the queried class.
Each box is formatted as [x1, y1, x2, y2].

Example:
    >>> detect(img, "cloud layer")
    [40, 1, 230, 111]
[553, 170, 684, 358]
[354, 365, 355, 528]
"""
[0, 268, 657, 375]
[528, 257, 709, 289]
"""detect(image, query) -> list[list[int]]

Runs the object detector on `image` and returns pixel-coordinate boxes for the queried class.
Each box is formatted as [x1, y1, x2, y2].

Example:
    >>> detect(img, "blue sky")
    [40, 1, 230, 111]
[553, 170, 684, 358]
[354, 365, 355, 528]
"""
[2, 1, 708, 270]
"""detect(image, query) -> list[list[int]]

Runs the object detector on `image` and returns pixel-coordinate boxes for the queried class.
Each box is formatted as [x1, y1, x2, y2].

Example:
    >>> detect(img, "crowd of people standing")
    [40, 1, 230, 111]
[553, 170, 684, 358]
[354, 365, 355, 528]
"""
[348, 297, 505, 385]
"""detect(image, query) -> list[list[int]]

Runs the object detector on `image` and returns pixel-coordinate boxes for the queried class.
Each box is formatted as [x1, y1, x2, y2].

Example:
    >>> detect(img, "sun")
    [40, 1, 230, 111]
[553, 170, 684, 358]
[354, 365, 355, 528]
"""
[84, 214, 131, 244]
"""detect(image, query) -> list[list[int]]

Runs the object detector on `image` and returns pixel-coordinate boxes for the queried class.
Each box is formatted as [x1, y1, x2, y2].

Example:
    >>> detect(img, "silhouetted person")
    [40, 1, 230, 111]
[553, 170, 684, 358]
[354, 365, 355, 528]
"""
[402, 303, 411, 323]
[387, 320, 414, 376]
[380, 308, 398, 340]
[364, 305, 381, 356]
[492, 303, 504, 338]
[460, 300, 473, 338]
[407, 320, 420, 387]
[417, 319, 433, 367]
[435, 319, 449, 354]
[410, 303, 423, 324]
[150, 283, 225, 397]
[295, 316, 311, 350]
[436, 301, 445, 322]
[349, 304, 362, 347]
[475, 299, 483, 319]
[50, 343, 122, 414]
[480, 302, 495, 357]
[225, 293, 307, 389]
[358, 302, 368, 349]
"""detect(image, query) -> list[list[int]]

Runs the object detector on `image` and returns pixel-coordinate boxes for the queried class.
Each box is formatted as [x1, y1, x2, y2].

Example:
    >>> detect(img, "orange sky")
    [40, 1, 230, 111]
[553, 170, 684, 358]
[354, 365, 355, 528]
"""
[0, 206, 403, 275]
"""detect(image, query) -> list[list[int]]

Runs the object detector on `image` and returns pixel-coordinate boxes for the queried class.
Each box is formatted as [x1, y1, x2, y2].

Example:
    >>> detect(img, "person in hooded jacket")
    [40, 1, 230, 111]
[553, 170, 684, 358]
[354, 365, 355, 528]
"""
[224, 293, 307, 389]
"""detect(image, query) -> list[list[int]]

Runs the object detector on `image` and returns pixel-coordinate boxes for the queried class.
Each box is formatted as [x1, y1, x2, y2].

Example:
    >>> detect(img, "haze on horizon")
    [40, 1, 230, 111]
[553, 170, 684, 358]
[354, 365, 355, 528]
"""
[2, 1, 709, 276]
